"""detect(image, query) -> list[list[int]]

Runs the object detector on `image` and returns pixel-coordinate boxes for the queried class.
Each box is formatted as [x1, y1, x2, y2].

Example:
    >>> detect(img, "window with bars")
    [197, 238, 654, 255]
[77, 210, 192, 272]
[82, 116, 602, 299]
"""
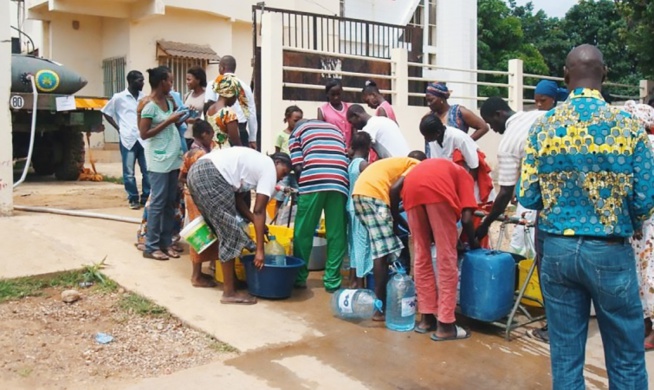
[102, 57, 126, 97]
[158, 57, 208, 96]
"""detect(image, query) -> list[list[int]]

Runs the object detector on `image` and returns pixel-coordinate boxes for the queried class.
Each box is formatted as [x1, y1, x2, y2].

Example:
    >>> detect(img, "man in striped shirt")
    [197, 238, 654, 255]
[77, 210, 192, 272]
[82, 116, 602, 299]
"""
[475, 97, 545, 240]
[289, 119, 349, 291]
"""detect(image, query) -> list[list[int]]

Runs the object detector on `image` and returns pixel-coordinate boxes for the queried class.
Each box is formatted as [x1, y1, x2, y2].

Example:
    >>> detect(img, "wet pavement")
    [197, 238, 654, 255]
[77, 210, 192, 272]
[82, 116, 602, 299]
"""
[5, 178, 652, 389]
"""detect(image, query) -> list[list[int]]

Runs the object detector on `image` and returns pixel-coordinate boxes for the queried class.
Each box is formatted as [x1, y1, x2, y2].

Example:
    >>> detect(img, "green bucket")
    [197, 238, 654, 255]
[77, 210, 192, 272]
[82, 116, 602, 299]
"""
[180, 216, 217, 254]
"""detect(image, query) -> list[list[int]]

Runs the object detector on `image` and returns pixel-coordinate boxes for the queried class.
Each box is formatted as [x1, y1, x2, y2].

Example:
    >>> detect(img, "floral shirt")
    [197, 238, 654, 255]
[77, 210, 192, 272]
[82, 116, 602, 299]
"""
[518, 88, 654, 237]
[207, 106, 238, 146]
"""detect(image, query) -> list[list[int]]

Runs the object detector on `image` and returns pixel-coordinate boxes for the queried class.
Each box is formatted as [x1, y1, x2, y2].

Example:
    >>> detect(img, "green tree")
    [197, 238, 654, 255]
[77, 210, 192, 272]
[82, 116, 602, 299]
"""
[477, 0, 549, 97]
[562, 0, 640, 88]
[615, 0, 654, 78]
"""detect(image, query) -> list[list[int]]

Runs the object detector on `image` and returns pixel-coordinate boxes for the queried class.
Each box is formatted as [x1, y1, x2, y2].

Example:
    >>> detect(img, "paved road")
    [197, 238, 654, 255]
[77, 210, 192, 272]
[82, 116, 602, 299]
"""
[4, 179, 652, 389]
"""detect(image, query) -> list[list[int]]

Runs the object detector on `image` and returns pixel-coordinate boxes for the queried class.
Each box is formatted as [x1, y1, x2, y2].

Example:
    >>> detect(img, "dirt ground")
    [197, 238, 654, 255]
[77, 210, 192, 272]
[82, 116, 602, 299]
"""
[0, 285, 234, 390]
[14, 178, 126, 210]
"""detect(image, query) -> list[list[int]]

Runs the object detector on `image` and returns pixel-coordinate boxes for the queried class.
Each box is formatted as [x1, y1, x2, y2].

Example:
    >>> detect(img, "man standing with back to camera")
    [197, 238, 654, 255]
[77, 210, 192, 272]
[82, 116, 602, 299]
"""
[518, 44, 654, 389]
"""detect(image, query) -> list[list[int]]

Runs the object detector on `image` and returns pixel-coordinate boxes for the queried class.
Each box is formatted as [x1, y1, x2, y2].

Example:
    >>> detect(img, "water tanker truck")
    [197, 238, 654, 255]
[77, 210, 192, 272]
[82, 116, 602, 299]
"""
[9, 54, 108, 180]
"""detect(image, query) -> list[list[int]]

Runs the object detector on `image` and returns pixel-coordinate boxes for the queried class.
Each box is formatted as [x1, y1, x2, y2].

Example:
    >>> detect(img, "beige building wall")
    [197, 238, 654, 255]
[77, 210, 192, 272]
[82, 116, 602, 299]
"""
[46, 13, 104, 96]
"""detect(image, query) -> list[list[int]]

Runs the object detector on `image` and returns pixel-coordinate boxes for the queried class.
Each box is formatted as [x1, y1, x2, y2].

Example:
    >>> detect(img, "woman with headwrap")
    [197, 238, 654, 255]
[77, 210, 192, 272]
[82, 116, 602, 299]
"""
[206, 74, 248, 147]
[624, 100, 654, 350]
[425, 82, 489, 141]
[534, 80, 569, 111]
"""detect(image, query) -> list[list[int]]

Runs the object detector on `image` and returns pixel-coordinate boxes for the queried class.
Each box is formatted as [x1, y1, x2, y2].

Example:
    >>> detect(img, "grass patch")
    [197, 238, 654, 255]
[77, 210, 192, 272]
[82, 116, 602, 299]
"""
[17, 367, 33, 378]
[0, 263, 117, 303]
[118, 293, 168, 317]
[207, 338, 238, 353]
[102, 175, 124, 185]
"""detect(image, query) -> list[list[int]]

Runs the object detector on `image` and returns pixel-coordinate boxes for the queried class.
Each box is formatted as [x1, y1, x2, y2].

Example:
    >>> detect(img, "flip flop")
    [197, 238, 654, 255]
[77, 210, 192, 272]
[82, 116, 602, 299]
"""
[143, 250, 169, 261]
[220, 295, 257, 305]
[529, 327, 550, 344]
[430, 325, 471, 342]
[163, 248, 181, 259]
[645, 342, 654, 351]
[414, 324, 437, 334]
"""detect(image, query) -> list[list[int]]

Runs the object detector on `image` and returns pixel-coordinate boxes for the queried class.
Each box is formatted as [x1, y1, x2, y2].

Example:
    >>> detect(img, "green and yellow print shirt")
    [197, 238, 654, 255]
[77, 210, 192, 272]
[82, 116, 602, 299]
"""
[517, 88, 654, 237]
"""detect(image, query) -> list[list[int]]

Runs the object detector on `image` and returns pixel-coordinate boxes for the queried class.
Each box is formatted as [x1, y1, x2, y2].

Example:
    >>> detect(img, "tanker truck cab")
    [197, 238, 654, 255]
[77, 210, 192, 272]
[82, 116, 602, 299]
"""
[9, 55, 108, 181]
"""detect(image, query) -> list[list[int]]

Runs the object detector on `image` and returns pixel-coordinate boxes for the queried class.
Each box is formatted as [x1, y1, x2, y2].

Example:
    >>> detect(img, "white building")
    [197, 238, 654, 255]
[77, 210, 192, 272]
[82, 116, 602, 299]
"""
[11, 0, 478, 147]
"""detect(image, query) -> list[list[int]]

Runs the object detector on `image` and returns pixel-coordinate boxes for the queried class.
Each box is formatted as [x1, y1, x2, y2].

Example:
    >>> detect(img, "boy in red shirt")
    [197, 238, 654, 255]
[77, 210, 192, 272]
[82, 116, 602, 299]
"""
[402, 158, 479, 341]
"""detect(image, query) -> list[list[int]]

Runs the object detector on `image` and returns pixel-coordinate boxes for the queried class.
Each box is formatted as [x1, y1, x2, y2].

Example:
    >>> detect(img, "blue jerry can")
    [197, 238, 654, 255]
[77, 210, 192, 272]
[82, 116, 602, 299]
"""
[459, 249, 516, 322]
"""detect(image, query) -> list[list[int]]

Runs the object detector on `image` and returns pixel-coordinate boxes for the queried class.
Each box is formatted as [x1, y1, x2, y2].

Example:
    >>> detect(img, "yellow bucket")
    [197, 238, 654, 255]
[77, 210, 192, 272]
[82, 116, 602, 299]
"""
[518, 259, 543, 307]
[214, 256, 248, 283]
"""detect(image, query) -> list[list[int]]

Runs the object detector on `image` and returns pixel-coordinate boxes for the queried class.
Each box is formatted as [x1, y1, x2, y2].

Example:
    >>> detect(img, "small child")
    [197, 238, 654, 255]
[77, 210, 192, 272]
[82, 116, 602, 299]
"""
[347, 131, 373, 288]
[273, 106, 303, 220]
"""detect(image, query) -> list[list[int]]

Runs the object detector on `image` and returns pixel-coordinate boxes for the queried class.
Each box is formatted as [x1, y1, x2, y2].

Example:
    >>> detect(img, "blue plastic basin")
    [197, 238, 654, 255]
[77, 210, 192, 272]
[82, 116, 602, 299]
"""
[241, 255, 305, 299]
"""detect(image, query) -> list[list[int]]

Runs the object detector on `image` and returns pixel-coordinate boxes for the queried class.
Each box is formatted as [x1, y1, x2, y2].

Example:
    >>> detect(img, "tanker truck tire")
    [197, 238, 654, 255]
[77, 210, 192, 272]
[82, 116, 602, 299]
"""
[54, 132, 85, 181]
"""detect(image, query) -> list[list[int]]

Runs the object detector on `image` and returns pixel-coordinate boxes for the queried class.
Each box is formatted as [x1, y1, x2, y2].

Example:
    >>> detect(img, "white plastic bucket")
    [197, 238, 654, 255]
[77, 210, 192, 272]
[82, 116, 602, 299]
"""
[180, 216, 217, 254]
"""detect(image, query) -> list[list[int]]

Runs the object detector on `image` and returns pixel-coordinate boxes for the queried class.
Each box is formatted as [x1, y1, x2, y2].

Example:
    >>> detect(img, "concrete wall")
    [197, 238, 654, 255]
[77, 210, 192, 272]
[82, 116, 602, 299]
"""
[276, 100, 502, 169]
[46, 13, 104, 96]
[1, 0, 13, 215]
[128, 7, 228, 94]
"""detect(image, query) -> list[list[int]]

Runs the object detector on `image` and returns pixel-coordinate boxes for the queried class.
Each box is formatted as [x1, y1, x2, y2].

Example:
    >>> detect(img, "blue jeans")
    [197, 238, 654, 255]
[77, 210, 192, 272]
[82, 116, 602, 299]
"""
[145, 170, 179, 253]
[541, 234, 647, 390]
[120, 142, 150, 203]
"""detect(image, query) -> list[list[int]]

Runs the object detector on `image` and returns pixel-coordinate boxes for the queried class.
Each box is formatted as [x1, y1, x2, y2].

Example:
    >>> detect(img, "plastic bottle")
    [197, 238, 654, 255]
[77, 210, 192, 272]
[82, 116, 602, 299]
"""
[385, 262, 416, 332]
[264, 235, 286, 266]
[331, 289, 383, 320]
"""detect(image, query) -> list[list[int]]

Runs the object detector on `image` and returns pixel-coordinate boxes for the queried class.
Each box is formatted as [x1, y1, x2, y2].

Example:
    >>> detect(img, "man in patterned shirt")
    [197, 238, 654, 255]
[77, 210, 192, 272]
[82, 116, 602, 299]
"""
[290, 119, 349, 292]
[518, 44, 654, 389]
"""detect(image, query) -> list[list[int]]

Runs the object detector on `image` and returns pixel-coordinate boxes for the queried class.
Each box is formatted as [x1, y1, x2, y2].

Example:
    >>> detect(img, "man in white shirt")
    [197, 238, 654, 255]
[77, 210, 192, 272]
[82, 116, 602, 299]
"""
[205, 55, 258, 149]
[475, 96, 545, 239]
[102, 71, 148, 210]
[346, 104, 410, 158]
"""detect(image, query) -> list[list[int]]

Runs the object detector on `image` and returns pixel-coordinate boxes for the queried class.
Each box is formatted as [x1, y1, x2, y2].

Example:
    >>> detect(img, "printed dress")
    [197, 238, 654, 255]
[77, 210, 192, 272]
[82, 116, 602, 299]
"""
[207, 106, 238, 147]
[347, 157, 373, 277]
[632, 134, 654, 319]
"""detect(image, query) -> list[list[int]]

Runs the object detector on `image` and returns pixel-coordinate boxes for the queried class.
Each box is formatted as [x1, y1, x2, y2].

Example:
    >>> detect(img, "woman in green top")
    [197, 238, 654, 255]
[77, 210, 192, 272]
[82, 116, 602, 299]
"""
[138, 66, 185, 261]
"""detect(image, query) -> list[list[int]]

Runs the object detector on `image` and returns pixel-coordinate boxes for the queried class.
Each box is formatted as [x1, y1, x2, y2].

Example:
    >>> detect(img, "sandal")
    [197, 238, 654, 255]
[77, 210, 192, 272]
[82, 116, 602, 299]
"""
[529, 326, 549, 344]
[414, 324, 438, 334]
[171, 244, 184, 253]
[163, 248, 180, 259]
[430, 325, 471, 342]
[646, 342, 654, 351]
[143, 250, 169, 261]
[220, 294, 257, 305]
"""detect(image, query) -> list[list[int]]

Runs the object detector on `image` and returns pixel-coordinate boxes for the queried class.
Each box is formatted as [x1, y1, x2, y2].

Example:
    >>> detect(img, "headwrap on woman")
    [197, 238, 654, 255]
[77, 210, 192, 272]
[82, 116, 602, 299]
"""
[535, 80, 569, 103]
[624, 100, 654, 134]
[426, 82, 451, 99]
[213, 74, 249, 117]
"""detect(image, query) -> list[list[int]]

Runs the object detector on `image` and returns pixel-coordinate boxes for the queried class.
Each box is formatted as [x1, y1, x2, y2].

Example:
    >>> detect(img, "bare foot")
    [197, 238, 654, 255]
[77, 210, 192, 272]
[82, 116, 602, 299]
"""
[220, 292, 257, 305]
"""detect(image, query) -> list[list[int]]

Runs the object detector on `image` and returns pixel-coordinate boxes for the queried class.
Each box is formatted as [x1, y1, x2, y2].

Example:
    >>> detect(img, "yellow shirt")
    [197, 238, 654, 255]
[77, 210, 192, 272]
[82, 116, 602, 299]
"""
[352, 157, 419, 205]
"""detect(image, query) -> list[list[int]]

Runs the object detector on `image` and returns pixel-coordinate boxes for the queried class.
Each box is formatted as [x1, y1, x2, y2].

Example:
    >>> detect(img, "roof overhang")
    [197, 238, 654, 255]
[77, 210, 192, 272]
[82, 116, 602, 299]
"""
[156, 40, 220, 62]
[27, 0, 165, 21]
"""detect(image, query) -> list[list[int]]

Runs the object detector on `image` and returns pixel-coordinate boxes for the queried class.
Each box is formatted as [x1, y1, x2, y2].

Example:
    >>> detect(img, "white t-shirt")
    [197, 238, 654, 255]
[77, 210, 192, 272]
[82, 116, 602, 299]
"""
[201, 147, 277, 197]
[361, 116, 410, 158]
[497, 110, 546, 187]
[427, 127, 479, 169]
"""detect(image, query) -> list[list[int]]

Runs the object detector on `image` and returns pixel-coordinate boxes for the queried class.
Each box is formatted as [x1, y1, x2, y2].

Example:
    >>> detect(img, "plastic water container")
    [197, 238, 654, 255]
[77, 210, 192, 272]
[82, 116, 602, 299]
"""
[264, 235, 286, 266]
[385, 263, 416, 332]
[179, 216, 217, 254]
[459, 249, 516, 322]
[331, 289, 383, 320]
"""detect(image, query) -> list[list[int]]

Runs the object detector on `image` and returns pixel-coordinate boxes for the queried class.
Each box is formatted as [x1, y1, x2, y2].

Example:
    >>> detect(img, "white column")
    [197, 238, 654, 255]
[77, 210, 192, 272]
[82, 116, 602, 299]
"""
[391, 48, 408, 109]
[640, 79, 653, 103]
[508, 59, 524, 112]
[260, 12, 283, 155]
[0, 0, 13, 216]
